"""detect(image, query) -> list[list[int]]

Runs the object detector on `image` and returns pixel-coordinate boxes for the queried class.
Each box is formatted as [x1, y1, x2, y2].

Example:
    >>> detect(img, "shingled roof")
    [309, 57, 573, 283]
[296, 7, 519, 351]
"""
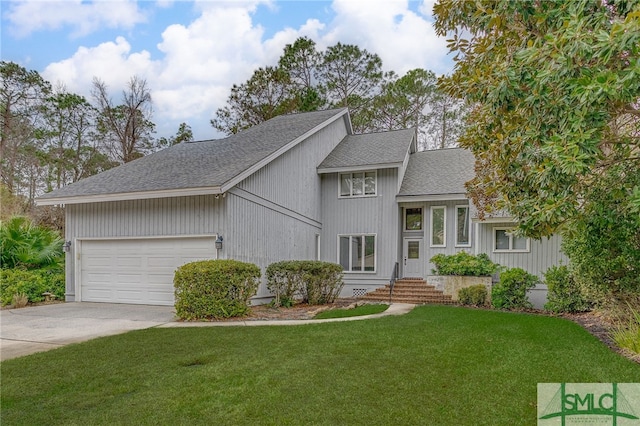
[37, 108, 349, 205]
[317, 128, 415, 172]
[397, 148, 475, 200]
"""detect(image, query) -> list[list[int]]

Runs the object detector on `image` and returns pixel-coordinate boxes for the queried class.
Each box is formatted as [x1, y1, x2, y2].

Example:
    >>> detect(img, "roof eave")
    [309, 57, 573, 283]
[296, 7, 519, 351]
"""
[35, 186, 224, 206]
[317, 161, 402, 174]
[395, 193, 468, 202]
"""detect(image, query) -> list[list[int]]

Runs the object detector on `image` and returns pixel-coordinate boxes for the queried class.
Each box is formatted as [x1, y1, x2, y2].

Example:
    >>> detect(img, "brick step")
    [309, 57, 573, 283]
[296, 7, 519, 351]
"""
[362, 294, 455, 305]
[359, 278, 455, 305]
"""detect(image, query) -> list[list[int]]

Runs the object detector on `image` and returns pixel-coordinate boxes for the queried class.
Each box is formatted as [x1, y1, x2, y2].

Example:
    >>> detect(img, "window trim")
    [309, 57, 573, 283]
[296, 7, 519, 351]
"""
[404, 207, 423, 232]
[455, 205, 472, 247]
[337, 234, 377, 273]
[493, 227, 530, 253]
[430, 206, 447, 248]
[338, 171, 377, 198]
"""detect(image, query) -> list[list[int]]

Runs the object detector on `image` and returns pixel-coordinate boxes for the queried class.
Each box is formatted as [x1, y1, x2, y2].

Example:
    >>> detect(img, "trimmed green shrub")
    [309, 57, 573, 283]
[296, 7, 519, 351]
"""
[266, 260, 344, 306]
[430, 252, 500, 276]
[174, 259, 260, 320]
[492, 268, 539, 310]
[0, 268, 65, 305]
[544, 265, 590, 313]
[458, 285, 488, 306]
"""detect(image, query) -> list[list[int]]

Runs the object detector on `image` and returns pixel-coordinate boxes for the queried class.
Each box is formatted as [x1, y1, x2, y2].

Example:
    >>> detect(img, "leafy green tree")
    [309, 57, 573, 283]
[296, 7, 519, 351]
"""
[211, 66, 298, 135]
[39, 89, 114, 191]
[422, 89, 468, 150]
[0, 216, 63, 270]
[362, 69, 436, 140]
[278, 36, 324, 112]
[0, 61, 51, 196]
[434, 0, 640, 238]
[157, 122, 194, 148]
[316, 43, 383, 132]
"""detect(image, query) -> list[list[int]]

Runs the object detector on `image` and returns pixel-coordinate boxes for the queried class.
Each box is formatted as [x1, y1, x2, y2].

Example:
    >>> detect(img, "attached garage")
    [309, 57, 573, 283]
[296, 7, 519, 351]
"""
[78, 236, 217, 306]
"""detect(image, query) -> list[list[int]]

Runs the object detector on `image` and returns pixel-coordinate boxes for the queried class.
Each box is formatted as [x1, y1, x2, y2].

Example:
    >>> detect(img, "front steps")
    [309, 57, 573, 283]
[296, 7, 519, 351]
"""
[360, 278, 455, 305]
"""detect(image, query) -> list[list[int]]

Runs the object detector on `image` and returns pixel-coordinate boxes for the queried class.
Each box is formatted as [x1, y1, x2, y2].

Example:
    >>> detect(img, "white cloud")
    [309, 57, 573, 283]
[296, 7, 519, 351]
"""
[5, 0, 147, 38]
[42, 37, 157, 97]
[323, 0, 452, 75]
[38, 0, 453, 141]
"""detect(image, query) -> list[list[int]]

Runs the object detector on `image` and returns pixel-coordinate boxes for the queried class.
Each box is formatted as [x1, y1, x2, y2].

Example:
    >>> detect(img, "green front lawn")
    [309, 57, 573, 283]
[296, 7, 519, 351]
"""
[2, 306, 638, 425]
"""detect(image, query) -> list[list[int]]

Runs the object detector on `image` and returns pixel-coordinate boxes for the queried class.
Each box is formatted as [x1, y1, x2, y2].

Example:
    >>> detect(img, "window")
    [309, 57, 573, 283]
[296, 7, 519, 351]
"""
[455, 205, 471, 246]
[339, 171, 376, 197]
[405, 208, 423, 231]
[493, 228, 530, 252]
[338, 234, 376, 272]
[430, 206, 446, 247]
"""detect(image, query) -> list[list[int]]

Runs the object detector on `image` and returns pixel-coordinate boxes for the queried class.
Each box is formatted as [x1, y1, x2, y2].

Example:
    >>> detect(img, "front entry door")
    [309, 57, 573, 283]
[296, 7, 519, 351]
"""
[403, 238, 424, 278]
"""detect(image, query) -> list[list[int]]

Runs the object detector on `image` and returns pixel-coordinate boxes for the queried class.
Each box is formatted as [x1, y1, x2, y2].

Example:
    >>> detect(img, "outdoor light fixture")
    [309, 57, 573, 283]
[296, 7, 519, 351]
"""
[215, 236, 223, 250]
[63, 241, 72, 252]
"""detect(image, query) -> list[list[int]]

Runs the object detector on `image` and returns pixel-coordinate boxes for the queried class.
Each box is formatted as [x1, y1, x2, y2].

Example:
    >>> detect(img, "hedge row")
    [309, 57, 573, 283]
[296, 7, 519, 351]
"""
[266, 260, 344, 307]
[0, 268, 65, 306]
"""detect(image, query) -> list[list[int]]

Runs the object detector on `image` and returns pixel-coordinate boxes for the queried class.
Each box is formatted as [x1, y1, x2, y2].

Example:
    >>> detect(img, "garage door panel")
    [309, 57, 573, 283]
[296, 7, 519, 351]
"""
[80, 237, 216, 306]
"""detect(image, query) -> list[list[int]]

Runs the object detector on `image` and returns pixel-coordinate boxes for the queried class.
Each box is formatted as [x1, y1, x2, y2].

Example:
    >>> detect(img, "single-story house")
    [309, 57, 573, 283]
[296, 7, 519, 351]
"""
[37, 108, 566, 306]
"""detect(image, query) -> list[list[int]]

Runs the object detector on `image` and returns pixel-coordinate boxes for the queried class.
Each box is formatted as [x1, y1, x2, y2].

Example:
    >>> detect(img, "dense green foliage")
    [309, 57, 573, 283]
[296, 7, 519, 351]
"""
[492, 268, 539, 310]
[266, 260, 344, 306]
[0, 216, 63, 270]
[2, 306, 638, 425]
[313, 303, 388, 319]
[0, 268, 65, 305]
[434, 0, 640, 305]
[544, 265, 590, 313]
[458, 284, 488, 306]
[560, 162, 640, 303]
[173, 260, 260, 320]
[430, 251, 499, 276]
[434, 0, 640, 237]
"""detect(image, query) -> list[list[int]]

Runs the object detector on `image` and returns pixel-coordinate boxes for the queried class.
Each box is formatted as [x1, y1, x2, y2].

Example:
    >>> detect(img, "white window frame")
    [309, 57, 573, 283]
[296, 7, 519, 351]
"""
[430, 206, 447, 248]
[338, 171, 377, 198]
[404, 207, 423, 232]
[493, 227, 530, 253]
[455, 205, 472, 247]
[337, 234, 377, 273]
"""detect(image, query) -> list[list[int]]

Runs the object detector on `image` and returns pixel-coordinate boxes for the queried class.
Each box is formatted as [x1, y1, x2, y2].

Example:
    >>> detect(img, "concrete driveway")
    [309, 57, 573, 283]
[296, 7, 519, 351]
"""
[0, 302, 176, 361]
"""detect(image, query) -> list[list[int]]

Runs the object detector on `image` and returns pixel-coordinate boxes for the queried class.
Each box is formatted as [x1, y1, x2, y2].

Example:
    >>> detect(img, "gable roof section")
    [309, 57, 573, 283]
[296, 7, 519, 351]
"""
[397, 148, 475, 201]
[317, 128, 416, 173]
[37, 108, 349, 205]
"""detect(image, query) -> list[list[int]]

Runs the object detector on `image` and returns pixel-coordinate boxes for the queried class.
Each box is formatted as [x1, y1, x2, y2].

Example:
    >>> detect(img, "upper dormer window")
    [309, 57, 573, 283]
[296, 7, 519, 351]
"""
[339, 171, 376, 197]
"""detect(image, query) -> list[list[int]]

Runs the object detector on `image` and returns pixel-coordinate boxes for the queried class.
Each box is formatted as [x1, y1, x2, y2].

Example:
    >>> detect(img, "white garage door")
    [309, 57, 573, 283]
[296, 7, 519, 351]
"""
[79, 237, 217, 306]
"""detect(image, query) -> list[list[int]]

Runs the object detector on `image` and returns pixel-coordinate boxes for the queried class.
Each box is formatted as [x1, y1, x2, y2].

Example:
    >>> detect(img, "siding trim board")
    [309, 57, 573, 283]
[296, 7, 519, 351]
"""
[37, 186, 223, 206]
[229, 188, 322, 229]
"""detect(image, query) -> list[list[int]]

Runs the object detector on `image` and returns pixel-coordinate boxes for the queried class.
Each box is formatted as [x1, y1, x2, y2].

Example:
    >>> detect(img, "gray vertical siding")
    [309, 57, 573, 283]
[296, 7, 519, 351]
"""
[64, 118, 350, 303]
[237, 121, 348, 222]
[476, 221, 568, 278]
[229, 118, 348, 300]
[320, 168, 400, 296]
[64, 195, 225, 300]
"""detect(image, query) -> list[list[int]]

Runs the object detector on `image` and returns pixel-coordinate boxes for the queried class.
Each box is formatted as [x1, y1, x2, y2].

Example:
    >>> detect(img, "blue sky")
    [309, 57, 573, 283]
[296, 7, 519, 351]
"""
[2, 0, 453, 140]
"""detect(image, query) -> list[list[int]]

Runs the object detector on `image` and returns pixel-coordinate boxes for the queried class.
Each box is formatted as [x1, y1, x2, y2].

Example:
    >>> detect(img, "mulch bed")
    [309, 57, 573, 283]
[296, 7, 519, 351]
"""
[218, 298, 361, 321]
